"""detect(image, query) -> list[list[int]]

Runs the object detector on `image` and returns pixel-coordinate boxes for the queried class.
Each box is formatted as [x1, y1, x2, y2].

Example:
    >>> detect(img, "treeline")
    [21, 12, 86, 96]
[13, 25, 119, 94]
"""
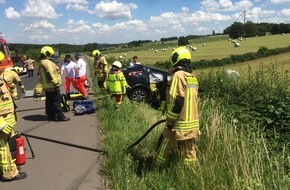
[224, 22, 290, 39]
[13, 43, 104, 55]
[128, 40, 152, 47]
[161, 35, 207, 42]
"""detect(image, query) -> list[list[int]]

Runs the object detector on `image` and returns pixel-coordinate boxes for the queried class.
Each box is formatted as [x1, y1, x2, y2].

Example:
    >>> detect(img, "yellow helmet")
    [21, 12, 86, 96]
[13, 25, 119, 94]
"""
[112, 61, 122, 68]
[40, 46, 55, 58]
[92, 50, 100, 57]
[170, 46, 191, 66]
[0, 52, 4, 61]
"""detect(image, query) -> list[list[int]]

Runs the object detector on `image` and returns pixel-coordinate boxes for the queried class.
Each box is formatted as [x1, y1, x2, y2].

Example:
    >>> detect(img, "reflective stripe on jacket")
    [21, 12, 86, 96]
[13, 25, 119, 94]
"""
[39, 59, 62, 91]
[166, 70, 199, 136]
[106, 70, 128, 94]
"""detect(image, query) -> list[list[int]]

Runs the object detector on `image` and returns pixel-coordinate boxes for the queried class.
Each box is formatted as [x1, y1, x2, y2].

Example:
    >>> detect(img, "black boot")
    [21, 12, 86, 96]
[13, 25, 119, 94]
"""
[1, 172, 27, 181]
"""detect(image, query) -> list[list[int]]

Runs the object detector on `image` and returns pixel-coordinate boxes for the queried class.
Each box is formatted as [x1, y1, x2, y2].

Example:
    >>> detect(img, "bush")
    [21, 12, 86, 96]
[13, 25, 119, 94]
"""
[198, 65, 290, 154]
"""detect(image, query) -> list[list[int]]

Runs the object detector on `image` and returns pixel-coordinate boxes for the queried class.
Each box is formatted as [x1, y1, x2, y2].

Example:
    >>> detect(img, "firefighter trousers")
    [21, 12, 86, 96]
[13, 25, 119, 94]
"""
[0, 132, 18, 179]
[155, 128, 198, 165]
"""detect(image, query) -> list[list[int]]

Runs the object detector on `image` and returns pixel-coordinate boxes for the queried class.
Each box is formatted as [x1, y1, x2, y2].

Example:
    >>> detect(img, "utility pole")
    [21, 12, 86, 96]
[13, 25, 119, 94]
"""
[235, 9, 246, 24]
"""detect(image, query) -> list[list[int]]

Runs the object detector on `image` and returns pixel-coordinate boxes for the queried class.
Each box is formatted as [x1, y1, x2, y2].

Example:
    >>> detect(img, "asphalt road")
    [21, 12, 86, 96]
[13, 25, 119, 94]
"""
[1, 68, 106, 189]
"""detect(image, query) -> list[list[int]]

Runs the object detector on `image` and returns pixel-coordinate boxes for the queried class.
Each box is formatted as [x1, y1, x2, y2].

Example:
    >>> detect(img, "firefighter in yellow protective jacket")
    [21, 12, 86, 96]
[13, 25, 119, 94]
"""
[0, 67, 25, 100]
[105, 61, 128, 109]
[92, 50, 108, 88]
[39, 46, 70, 122]
[155, 46, 200, 166]
[0, 51, 27, 181]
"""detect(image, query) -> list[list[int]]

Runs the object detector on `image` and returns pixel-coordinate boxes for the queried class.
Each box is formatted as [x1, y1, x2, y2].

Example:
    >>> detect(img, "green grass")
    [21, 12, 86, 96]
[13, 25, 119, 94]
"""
[87, 55, 290, 190]
[103, 34, 290, 65]
[95, 95, 290, 190]
[195, 51, 290, 75]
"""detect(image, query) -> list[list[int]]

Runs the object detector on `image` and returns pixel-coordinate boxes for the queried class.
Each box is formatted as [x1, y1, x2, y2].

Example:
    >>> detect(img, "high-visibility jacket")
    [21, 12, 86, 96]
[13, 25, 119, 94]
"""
[165, 70, 199, 140]
[94, 56, 108, 80]
[39, 59, 62, 91]
[105, 69, 128, 94]
[1, 70, 23, 88]
[0, 79, 16, 126]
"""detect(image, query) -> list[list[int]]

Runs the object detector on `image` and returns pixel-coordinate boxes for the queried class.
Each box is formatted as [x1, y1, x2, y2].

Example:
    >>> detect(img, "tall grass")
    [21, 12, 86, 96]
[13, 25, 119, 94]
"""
[85, 54, 289, 189]
[94, 92, 289, 189]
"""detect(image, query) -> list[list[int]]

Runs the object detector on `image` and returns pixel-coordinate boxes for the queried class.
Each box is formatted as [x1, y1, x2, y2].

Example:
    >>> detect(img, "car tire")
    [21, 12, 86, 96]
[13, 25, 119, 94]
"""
[129, 88, 149, 103]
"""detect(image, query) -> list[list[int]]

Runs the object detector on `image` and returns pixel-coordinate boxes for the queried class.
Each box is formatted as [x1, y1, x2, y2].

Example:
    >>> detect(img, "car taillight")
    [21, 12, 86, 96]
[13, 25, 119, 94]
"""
[128, 71, 142, 76]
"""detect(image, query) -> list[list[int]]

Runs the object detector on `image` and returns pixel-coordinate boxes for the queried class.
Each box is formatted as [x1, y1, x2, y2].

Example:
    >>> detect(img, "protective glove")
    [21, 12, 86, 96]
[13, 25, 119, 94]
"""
[2, 124, 12, 135]
[0, 122, 13, 135]
[166, 119, 175, 130]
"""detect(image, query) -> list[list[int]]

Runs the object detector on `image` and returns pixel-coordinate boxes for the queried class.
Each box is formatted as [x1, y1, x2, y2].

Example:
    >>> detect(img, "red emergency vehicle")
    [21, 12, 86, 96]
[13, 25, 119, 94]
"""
[0, 33, 14, 71]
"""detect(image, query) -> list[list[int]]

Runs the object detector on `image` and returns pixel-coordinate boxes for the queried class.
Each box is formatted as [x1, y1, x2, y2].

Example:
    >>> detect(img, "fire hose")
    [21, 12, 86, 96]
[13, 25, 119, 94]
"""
[19, 119, 165, 157]
[126, 119, 166, 150]
[20, 132, 107, 155]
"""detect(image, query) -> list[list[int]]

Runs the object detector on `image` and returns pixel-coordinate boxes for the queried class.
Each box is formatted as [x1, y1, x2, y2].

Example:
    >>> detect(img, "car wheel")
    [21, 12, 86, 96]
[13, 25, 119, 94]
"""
[129, 88, 149, 103]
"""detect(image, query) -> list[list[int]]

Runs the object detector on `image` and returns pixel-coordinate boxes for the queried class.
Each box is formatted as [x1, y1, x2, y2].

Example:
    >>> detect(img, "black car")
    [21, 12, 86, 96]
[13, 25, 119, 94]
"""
[11, 56, 27, 75]
[123, 64, 170, 108]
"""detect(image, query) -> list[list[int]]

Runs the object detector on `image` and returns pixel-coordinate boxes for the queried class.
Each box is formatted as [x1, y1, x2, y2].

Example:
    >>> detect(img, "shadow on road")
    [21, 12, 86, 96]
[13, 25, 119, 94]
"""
[22, 114, 47, 121]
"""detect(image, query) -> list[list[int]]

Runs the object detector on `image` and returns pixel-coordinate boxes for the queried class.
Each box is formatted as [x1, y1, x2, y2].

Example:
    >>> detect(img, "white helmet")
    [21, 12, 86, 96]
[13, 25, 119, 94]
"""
[112, 61, 122, 68]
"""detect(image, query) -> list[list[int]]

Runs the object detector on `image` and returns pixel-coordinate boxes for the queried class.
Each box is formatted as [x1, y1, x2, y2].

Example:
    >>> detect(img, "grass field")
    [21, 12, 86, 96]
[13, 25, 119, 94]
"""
[103, 33, 290, 65]
[195, 51, 290, 76]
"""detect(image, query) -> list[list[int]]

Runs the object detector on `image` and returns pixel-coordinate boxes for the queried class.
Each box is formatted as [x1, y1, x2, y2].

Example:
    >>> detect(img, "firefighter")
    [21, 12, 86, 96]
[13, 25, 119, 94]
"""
[105, 61, 129, 109]
[0, 67, 25, 100]
[39, 46, 70, 121]
[92, 50, 108, 88]
[0, 51, 27, 181]
[155, 46, 200, 166]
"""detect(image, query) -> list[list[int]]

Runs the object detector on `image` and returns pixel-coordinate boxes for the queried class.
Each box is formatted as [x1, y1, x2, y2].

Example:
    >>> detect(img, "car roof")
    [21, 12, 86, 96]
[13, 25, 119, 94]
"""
[125, 64, 169, 74]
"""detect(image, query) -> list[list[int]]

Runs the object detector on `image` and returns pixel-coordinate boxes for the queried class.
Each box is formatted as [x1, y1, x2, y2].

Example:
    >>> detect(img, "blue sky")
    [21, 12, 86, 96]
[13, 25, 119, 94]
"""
[0, 0, 289, 44]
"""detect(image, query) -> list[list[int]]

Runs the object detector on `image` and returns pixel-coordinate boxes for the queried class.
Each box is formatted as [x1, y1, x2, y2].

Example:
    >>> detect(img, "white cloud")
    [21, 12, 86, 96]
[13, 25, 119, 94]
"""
[24, 20, 55, 31]
[51, 0, 86, 3]
[60, 19, 95, 34]
[93, 19, 146, 34]
[21, 0, 59, 18]
[94, 1, 137, 20]
[30, 35, 52, 42]
[181, 7, 190, 12]
[5, 7, 21, 19]
[146, 10, 231, 37]
[201, 0, 253, 12]
[281, 9, 290, 16]
[66, 3, 93, 14]
[0, 0, 5, 3]
[244, 7, 276, 22]
[196, 26, 209, 32]
[269, 0, 290, 3]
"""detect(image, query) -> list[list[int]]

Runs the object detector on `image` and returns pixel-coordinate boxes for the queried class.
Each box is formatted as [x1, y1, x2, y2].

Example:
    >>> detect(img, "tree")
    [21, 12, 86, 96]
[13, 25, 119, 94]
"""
[228, 22, 245, 39]
[178, 36, 189, 46]
[244, 21, 257, 37]
[271, 24, 280, 34]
